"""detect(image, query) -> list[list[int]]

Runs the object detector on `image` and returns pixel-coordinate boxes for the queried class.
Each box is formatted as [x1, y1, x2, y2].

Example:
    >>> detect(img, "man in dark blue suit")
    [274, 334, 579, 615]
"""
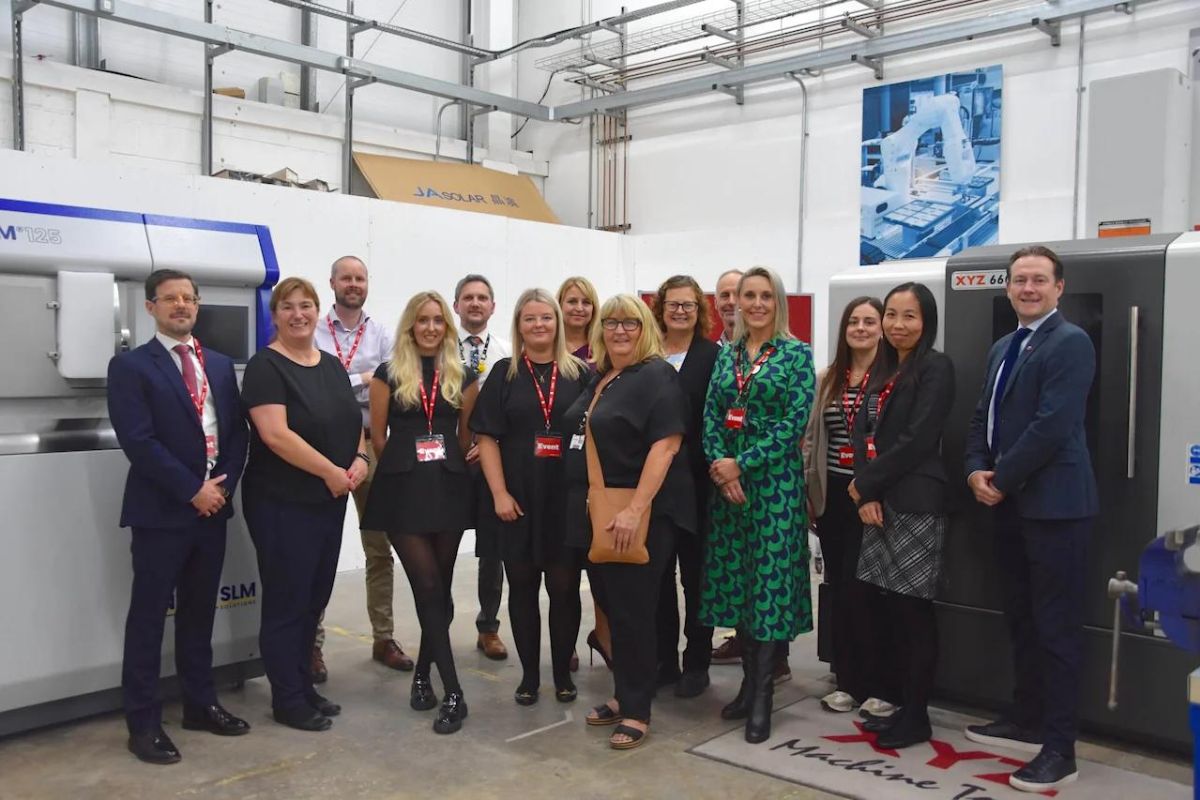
[108, 269, 251, 764]
[962, 245, 1098, 792]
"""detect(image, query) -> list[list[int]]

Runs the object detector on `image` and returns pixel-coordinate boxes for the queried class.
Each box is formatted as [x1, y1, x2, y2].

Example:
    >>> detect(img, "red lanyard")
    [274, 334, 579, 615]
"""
[734, 345, 775, 397]
[417, 368, 440, 435]
[524, 355, 559, 431]
[841, 369, 870, 435]
[874, 377, 897, 422]
[184, 338, 208, 421]
[327, 314, 367, 370]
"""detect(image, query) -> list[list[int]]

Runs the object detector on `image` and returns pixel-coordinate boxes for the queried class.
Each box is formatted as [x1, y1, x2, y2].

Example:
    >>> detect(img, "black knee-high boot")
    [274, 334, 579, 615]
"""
[720, 636, 754, 721]
[745, 640, 777, 744]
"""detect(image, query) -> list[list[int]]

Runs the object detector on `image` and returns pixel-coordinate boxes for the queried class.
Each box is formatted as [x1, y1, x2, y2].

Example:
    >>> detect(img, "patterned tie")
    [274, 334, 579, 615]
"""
[467, 335, 483, 371]
[990, 327, 1031, 450]
[173, 344, 200, 403]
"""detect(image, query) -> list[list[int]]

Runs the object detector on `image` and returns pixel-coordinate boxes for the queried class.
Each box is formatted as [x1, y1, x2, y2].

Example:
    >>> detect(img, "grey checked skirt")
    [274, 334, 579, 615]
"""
[856, 503, 946, 600]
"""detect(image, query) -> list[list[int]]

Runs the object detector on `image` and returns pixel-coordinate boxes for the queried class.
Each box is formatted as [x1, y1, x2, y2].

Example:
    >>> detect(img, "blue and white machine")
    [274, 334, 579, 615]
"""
[0, 198, 278, 735]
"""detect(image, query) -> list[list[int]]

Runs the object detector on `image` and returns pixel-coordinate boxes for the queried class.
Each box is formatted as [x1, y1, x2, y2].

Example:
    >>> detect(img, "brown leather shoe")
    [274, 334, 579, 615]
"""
[373, 639, 414, 671]
[711, 634, 743, 665]
[311, 646, 328, 684]
[476, 632, 508, 660]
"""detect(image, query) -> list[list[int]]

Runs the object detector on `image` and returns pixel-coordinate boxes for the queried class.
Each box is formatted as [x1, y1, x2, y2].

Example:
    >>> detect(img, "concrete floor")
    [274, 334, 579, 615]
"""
[0, 558, 1190, 800]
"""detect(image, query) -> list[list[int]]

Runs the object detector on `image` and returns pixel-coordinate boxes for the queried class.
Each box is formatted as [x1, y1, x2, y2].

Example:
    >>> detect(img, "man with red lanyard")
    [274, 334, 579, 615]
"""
[107, 269, 250, 764]
[313, 255, 413, 680]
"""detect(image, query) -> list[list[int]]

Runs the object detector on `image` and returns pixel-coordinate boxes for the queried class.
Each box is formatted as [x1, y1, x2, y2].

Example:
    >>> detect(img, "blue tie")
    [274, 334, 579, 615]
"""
[990, 327, 1031, 450]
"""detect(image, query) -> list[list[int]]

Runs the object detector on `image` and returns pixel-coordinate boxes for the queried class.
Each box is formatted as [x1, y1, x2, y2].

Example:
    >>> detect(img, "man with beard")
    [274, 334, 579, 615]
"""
[108, 269, 251, 763]
[313, 255, 413, 680]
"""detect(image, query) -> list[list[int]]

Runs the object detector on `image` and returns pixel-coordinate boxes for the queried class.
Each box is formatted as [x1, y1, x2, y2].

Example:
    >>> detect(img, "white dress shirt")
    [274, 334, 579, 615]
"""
[314, 309, 394, 427]
[987, 307, 1058, 447]
[458, 328, 511, 387]
[156, 331, 219, 472]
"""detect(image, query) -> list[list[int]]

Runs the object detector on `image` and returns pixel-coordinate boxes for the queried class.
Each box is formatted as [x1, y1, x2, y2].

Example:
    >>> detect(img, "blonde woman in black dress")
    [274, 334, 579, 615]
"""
[362, 291, 478, 734]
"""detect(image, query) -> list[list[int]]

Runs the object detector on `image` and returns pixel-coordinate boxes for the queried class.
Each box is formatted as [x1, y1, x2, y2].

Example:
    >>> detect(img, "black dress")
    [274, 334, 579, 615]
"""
[469, 357, 590, 566]
[362, 357, 477, 535]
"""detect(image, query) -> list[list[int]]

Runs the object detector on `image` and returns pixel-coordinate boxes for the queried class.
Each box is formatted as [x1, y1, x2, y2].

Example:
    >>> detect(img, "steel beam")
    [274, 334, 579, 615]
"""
[72, 12, 100, 68]
[584, 52, 622, 70]
[843, 14, 881, 39]
[30, 0, 552, 121]
[549, 0, 1158, 119]
[701, 23, 739, 43]
[1033, 17, 1062, 45]
[851, 53, 883, 79]
[11, 5, 25, 150]
[299, 7, 316, 110]
[702, 50, 738, 70]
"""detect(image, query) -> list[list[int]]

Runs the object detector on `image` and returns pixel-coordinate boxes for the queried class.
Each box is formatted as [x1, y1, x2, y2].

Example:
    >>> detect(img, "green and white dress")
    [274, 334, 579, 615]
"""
[699, 336, 816, 642]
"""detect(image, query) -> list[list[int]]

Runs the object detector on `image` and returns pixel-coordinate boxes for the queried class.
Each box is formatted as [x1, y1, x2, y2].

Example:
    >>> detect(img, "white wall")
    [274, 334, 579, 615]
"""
[517, 0, 1198, 364]
[0, 147, 630, 570]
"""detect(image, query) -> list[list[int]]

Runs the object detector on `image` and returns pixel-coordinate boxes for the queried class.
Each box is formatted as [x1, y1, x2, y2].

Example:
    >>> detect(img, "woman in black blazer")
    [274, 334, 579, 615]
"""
[652, 275, 721, 698]
[849, 281, 955, 749]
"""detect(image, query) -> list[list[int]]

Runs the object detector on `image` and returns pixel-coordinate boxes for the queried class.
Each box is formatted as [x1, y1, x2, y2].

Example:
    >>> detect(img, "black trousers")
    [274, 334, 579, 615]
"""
[476, 556, 504, 634]
[881, 591, 937, 719]
[245, 492, 345, 714]
[813, 472, 901, 704]
[590, 519, 677, 721]
[994, 501, 1091, 757]
[655, 529, 712, 675]
[123, 517, 227, 734]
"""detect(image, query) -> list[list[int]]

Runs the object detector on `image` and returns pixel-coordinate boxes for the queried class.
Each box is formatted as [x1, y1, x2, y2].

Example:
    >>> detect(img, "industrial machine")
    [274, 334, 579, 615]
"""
[828, 232, 1200, 752]
[0, 197, 278, 736]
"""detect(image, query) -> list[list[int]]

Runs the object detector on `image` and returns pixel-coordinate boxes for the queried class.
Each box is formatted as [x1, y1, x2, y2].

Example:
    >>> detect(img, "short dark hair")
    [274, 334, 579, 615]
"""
[1007, 245, 1063, 281]
[145, 269, 198, 302]
[454, 274, 494, 302]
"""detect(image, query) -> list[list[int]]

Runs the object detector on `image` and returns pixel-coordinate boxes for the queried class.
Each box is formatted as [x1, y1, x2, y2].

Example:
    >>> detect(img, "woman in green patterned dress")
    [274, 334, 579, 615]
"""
[700, 266, 816, 744]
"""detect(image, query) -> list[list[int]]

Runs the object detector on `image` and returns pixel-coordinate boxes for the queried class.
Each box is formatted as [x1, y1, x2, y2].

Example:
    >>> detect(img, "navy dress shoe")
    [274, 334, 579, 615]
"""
[305, 692, 341, 718]
[181, 703, 251, 736]
[964, 719, 1043, 753]
[1009, 749, 1078, 792]
[128, 729, 182, 765]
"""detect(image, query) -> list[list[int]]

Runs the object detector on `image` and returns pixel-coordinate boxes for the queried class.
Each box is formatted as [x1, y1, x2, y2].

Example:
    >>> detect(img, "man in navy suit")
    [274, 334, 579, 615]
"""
[108, 268, 251, 764]
[962, 245, 1098, 792]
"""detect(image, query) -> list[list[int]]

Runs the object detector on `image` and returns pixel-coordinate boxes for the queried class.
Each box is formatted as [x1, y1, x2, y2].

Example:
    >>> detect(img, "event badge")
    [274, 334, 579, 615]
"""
[534, 433, 563, 458]
[865, 437, 878, 461]
[415, 434, 447, 462]
[570, 434, 585, 451]
[725, 407, 747, 430]
[205, 434, 217, 460]
[838, 444, 855, 468]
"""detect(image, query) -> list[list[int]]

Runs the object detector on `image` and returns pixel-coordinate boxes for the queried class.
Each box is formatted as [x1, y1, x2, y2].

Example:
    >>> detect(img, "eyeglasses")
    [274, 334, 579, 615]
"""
[153, 294, 200, 306]
[663, 301, 699, 313]
[601, 318, 642, 332]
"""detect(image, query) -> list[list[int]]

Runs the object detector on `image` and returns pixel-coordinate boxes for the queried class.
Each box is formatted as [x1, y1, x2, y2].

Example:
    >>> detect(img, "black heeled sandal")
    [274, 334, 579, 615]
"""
[586, 631, 613, 669]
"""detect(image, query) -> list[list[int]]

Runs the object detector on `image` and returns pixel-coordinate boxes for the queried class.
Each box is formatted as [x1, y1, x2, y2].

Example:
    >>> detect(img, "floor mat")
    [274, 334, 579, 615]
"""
[689, 697, 1190, 799]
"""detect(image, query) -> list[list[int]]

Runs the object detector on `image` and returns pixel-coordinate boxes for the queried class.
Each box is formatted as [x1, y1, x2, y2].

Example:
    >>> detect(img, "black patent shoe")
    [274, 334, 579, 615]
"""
[410, 674, 438, 711]
[306, 692, 341, 717]
[181, 703, 250, 736]
[128, 729, 182, 765]
[433, 692, 468, 734]
[1009, 749, 1078, 793]
[273, 706, 332, 732]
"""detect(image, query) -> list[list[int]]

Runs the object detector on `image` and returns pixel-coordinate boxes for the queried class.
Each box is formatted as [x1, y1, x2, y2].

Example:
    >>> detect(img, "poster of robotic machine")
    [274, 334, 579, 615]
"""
[859, 65, 1002, 264]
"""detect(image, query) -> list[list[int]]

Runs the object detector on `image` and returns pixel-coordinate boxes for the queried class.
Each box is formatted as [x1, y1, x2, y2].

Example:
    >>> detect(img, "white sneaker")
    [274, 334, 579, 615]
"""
[820, 690, 858, 713]
[860, 698, 897, 717]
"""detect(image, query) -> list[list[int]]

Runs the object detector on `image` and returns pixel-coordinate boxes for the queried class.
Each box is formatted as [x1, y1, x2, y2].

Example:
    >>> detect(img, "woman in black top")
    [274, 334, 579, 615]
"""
[651, 275, 720, 698]
[850, 282, 956, 749]
[470, 288, 590, 706]
[803, 296, 901, 718]
[362, 291, 478, 734]
[241, 277, 366, 733]
[563, 294, 693, 750]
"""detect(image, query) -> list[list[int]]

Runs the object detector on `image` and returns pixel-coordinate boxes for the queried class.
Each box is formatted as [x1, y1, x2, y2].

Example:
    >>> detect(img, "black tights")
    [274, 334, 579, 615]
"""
[389, 530, 462, 694]
[887, 591, 938, 719]
[504, 560, 581, 691]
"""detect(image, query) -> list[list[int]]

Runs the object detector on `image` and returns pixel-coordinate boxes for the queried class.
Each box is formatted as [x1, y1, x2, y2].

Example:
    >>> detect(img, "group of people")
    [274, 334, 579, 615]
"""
[108, 244, 1093, 793]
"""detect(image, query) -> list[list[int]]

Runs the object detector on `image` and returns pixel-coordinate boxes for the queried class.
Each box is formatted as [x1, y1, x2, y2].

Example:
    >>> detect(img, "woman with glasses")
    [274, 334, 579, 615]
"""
[700, 266, 815, 744]
[563, 296, 693, 750]
[651, 276, 720, 698]
[470, 290, 591, 706]
[361, 291, 478, 734]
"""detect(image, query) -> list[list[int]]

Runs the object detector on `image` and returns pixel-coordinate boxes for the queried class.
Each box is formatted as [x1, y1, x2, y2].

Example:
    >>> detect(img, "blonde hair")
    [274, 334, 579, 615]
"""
[387, 292, 466, 409]
[731, 266, 794, 344]
[556, 276, 599, 343]
[505, 288, 586, 381]
[591, 294, 664, 373]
